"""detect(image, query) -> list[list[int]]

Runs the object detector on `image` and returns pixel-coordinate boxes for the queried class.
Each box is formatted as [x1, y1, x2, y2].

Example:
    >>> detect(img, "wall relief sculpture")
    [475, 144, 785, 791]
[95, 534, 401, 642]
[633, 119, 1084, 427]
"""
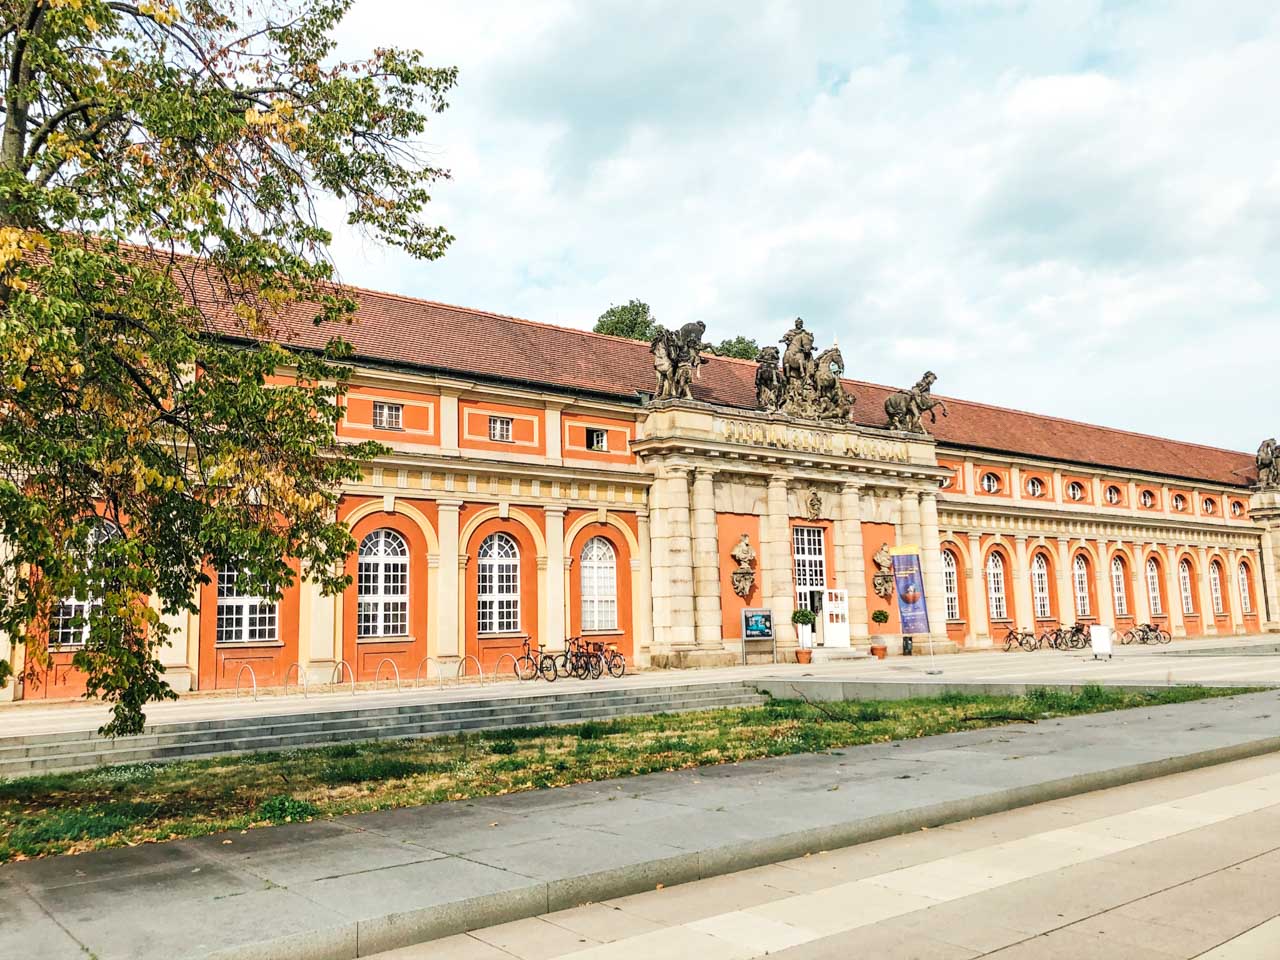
[729, 533, 757, 598]
[1258, 438, 1280, 489]
[754, 317, 854, 421]
[650, 321, 710, 401]
[884, 371, 949, 434]
[805, 488, 823, 520]
[872, 542, 895, 600]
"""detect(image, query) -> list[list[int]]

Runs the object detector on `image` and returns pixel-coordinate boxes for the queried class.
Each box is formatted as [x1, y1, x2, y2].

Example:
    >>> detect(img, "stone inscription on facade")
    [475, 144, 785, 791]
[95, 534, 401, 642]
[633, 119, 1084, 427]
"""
[714, 417, 911, 463]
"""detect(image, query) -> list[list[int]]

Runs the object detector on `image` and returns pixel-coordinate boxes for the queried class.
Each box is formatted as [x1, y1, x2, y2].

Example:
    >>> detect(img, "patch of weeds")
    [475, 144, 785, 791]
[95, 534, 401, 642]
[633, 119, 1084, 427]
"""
[647, 737, 700, 755]
[319, 757, 429, 786]
[4, 801, 160, 856]
[323, 742, 365, 759]
[256, 795, 320, 824]
[488, 740, 518, 756]
[576, 720, 625, 740]
[856, 703, 888, 722]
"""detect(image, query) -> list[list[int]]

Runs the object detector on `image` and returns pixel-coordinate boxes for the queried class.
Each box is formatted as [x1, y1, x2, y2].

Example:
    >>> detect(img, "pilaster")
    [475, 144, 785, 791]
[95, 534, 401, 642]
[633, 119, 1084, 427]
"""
[1195, 546, 1217, 634]
[436, 499, 462, 659]
[634, 511, 654, 662]
[544, 506, 567, 651]
[918, 492, 952, 649]
[1055, 539, 1075, 627]
[967, 532, 990, 645]
[1165, 544, 1186, 637]
[1227, 549, 1245, 634]
[649, 464, 696, 653]
[690, 468, 724, 650]
[438, 390, 461, 458]
[763, 476, 796, 652]
[836, 482, 869, 641]
[1013, 536, 1034, 633]
[1093, 546, 1113, 628]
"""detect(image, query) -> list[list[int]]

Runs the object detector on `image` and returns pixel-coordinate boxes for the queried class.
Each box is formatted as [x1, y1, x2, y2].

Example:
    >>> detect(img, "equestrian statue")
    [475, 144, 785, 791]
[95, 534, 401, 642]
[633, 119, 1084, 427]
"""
[1258, 437, 1280, 489]
[885, 371, 949, 434]
[650, 320, 709, 401]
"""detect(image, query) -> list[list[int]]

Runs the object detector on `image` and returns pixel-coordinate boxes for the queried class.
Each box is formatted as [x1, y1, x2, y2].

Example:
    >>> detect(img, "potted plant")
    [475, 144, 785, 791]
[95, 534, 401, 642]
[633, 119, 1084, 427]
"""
[791, 608, 816, 663]
[870, 609, 890, 660]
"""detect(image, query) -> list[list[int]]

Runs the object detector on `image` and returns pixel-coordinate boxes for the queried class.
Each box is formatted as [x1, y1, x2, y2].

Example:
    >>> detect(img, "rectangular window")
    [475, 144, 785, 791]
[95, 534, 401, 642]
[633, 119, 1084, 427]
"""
[792, 527, 827, 595]
[586, 427, 608, 452]
[942, 555, 960, 620]
[50, 599, 93, 648]
[372, 401, 403, 431]
[216, 567, 278, 644]
[488, 416, 513, 442]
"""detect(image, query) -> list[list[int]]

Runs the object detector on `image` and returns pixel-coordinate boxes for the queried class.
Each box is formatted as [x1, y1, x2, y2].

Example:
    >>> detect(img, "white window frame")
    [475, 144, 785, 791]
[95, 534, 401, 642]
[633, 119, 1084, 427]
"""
[1209, 562, 1224, 616]
[986, 552, 1008, 621]
[585, 427, 608, 452]
[1105, 485, 1121, 504]
[1173, 494, 1187, 512]
[1026, 477, 1044, 498]
[1031, 554, 1052, 619]
[1066, 482, 1085, 502]
[1073, 554, 1091, 618]
[1231, 501, 1244, 518]
[1146, 558, 1164, 616]
[50, 521, 120, 649]
[942, 551, 960, 620]
[1178, 559, 1196, 616]
[580, 536, 618, 632]
[1140, 490, 1155, 508]
[488, 416, 513, 443]
[477, 532, 520, 633]
[1239, 563, 1253, 614]
[792, 527, 827, 605]
[357, 529, 409, 638]
[1111, 556, 1129, 617]
[371, 401, 403, 431]
[1202, 498, 1216, 515]
[980, 472, 1001, 494]
[216, 566, 279, 644]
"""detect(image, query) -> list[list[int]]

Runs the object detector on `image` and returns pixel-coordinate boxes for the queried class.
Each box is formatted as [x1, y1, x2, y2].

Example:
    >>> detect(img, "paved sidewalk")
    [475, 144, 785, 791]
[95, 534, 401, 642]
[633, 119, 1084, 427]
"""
[6, 689, 1280, 960]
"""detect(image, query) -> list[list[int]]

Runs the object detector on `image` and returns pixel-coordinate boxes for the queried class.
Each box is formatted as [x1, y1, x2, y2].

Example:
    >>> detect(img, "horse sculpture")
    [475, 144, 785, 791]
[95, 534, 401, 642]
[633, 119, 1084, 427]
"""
[1258, 437, 1279, 489]
[885, 370, 949, 434]
[814, 346, 854, 419]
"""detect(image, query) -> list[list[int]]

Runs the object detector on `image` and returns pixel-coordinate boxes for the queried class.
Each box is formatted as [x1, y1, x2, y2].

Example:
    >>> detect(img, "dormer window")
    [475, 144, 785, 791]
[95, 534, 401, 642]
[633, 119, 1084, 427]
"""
[372, 401, 402, 431]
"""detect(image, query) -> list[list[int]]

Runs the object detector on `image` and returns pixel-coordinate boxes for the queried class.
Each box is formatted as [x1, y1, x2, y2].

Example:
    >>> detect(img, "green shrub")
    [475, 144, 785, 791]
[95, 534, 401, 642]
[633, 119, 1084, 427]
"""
[488, 740, 518, 755]
[256, 796, 320, 824]
[871, 609, 890, 624]
[319, 757, 430, 786]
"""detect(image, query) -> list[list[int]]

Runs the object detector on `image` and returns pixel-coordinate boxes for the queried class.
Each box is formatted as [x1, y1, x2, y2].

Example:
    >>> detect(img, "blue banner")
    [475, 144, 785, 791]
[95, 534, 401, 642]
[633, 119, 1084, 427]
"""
[890, 548, 931, 635]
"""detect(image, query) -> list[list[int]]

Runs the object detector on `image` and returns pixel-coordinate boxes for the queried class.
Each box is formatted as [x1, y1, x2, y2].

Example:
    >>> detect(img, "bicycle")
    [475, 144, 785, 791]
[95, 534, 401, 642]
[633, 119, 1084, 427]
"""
[1039, 626, 1065, 650]
[1121, 623, 1171, 645]
[1002, 626, 1038, 651]
[600, 642, 626, 678]
[514, 638, 558, 682]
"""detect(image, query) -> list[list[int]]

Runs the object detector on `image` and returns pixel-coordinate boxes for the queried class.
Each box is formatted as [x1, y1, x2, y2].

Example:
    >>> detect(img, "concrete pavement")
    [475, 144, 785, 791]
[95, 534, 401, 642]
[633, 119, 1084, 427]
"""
[6, 688, 1280, 959]
[391, 751, 1280, 959]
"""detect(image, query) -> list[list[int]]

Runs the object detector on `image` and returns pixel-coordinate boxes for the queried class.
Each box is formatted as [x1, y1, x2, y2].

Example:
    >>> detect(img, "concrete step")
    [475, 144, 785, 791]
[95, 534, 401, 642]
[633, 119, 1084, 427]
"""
[0, 685, 767, 778]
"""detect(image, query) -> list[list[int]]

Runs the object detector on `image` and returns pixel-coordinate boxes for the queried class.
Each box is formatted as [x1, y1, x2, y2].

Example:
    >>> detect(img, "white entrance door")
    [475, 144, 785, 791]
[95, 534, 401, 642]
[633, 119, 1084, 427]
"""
[824, 588, 851, 647]
[793, 526, 828, 645]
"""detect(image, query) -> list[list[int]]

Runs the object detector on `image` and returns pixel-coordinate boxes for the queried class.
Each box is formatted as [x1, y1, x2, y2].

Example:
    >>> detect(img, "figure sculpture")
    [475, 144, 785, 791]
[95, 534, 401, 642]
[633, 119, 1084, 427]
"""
[885, 371, 949, 434]
[872, 542, 895, 600]
[814, 345, 855, 420]
[1258, 438, 1280, 489]
[806, 488, 823, 520]
[748, 318, 853, 421]
[650, 320, 708, 401]
[754, 346, 783, 412]
[729, 533, 757, 599]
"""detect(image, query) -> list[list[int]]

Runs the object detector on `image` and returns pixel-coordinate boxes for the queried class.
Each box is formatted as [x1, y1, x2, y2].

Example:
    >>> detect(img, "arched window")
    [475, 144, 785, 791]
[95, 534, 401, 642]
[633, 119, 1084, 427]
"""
[1073, 555, 1091, 618]
[1031, 554, 1051, 619]
[1111, 556, 1129, 617]
[1172, 494, 1187, 512]
[942, 550, 960, 620]
[1105, 485, 1122, 505]
[986, 552, 1008, 620]
[580, 536, 618, 631]
[1178, 559, 1196, 615]
[1146, 558, 1164, 616]
[1026, 477, 1044, 498]
[1209, 561, 1224, 616]
[50, 520, 120, 648]
[357, 529, 409, 638]
[216, 564, 278, 644]
[1066, 481, 1085, 502]
[478, 532, 520, 633]
[1239, 563, 1253, 615]
[1202, 498, 1216, 515]
[981, 472, 1001, 494]
[1140, 490, 1156, 508]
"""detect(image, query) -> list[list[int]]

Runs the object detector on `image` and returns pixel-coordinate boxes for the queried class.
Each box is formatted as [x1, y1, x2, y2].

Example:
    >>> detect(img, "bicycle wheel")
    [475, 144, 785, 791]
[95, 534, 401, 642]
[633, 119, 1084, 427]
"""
[538, 654, 558, 682]
[607, 653, 626, 678]
[555, 651, 572, 679]
[1120, 629, 1134, 645]
[514, 655, 537, 681]
[1157, 628, 1171, 644]
[588, 653, 603, 679]
[571, 655, 590, 680]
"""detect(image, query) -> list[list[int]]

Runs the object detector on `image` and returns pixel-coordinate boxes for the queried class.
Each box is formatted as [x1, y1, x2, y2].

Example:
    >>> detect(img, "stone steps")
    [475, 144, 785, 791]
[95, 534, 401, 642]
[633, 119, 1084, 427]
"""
[0, 681, 766, 778]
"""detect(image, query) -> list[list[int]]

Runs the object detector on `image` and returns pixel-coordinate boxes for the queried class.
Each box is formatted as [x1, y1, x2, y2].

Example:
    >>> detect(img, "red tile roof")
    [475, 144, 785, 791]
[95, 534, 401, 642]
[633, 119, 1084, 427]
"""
[200, 278, 1257, 490]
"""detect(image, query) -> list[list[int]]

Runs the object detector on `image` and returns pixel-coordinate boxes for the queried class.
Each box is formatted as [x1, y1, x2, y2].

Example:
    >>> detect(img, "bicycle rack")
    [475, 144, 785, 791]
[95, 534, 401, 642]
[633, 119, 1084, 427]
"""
[330, 660, 356, 696]
[374, 657, 402, 693]
[493, 652, 520, 681]
[283, 662, 308, 698]
[234, 663, 258, 701]
[457, 654, 484, 685]
[413, 656, 444, 689]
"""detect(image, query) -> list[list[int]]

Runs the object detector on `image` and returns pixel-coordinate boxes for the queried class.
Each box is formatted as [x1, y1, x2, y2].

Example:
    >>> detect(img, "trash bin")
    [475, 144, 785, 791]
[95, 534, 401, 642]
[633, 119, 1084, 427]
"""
[1090, 624, 1113, 659]
[902, 636, 914, 656]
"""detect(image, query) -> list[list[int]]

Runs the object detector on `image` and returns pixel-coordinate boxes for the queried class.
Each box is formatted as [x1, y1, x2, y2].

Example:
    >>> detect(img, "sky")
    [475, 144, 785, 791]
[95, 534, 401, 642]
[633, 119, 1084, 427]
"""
[328, 1, 1280, 453]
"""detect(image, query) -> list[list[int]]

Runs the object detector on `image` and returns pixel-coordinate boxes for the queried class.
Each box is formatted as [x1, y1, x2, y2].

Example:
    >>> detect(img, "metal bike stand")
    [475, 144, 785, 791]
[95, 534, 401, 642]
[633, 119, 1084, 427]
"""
[234, 663, 258, 701]
[374, 657, 402, 693]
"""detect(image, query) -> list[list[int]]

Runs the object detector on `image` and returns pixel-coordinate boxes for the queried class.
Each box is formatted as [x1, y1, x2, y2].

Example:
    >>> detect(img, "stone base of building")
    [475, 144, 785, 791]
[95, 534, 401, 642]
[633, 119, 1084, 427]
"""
[895, 637, 959, 656]
[809, 647, 869, 663]
[1266, 621, 1280, 634]
[649, 649, 741, 669]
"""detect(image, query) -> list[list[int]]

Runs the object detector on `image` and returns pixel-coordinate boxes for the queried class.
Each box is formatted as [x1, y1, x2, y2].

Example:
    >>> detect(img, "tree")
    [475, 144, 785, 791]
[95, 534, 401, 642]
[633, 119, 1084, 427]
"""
[594, 299, 657, 341]
[713, 336, 760, 360]
[0, 0, 456, 734]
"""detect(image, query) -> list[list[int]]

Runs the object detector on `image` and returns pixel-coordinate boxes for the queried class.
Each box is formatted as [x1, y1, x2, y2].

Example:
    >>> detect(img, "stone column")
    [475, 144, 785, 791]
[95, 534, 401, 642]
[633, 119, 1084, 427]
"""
[690, 468, 724, 650]
[836, 482, 869, 641]
[544, 506, 567, 651]
[967, 532, 990, 645]
[1013, 536, 1034, 632]
[435, 500, 462, 660]
[1165, 544, 1186, 637]
[1196, 546, 1217, 634]
[1055, 539, 1075, 627]
[898, 488, 922, 549]
[762, 476, 796, 653]
[649, 464, 696, 655]
[634, 511, 654, 663]
[918, 492, 951, 650]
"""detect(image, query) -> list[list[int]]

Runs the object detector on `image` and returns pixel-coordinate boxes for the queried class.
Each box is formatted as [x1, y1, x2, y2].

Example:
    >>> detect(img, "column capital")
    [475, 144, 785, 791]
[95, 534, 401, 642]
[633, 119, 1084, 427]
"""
[436, 498, 464, 512]
[841, 480, 862, 495]
[693, 466, 718, 481]
[768, 474, 789, 490]
[544, 504, 568, 518]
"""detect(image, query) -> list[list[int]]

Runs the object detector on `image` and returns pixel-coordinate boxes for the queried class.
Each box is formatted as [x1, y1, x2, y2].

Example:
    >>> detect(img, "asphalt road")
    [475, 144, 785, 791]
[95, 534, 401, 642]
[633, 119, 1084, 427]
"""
[374, 752, 1280, 960]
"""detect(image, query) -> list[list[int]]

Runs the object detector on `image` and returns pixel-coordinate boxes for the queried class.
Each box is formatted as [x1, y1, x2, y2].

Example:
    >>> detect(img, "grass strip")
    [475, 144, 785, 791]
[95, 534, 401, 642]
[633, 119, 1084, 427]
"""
[0, 684, 1254, 861]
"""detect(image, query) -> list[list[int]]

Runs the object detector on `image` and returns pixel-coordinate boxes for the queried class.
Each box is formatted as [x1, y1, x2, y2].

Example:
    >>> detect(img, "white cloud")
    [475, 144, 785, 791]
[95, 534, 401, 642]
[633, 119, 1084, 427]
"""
[326, 0, 1280, 451]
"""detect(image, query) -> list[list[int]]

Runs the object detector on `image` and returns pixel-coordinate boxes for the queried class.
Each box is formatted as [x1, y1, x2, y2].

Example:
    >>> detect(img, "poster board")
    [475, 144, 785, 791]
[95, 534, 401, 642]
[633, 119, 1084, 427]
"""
[889, 546, 931, 635]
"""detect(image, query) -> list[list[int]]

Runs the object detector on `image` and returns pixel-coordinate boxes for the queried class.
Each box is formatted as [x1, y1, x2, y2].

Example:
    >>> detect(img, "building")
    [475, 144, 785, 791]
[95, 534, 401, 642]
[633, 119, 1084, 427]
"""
[6, 287, 1279, 699]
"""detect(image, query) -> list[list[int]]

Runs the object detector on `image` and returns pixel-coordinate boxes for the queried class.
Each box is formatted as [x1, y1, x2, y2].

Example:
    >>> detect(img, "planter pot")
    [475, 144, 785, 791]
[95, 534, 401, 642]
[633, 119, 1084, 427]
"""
[869, 644, 888, 660]
[795, 624, 814, 649]
[795, 649, 813, 664]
